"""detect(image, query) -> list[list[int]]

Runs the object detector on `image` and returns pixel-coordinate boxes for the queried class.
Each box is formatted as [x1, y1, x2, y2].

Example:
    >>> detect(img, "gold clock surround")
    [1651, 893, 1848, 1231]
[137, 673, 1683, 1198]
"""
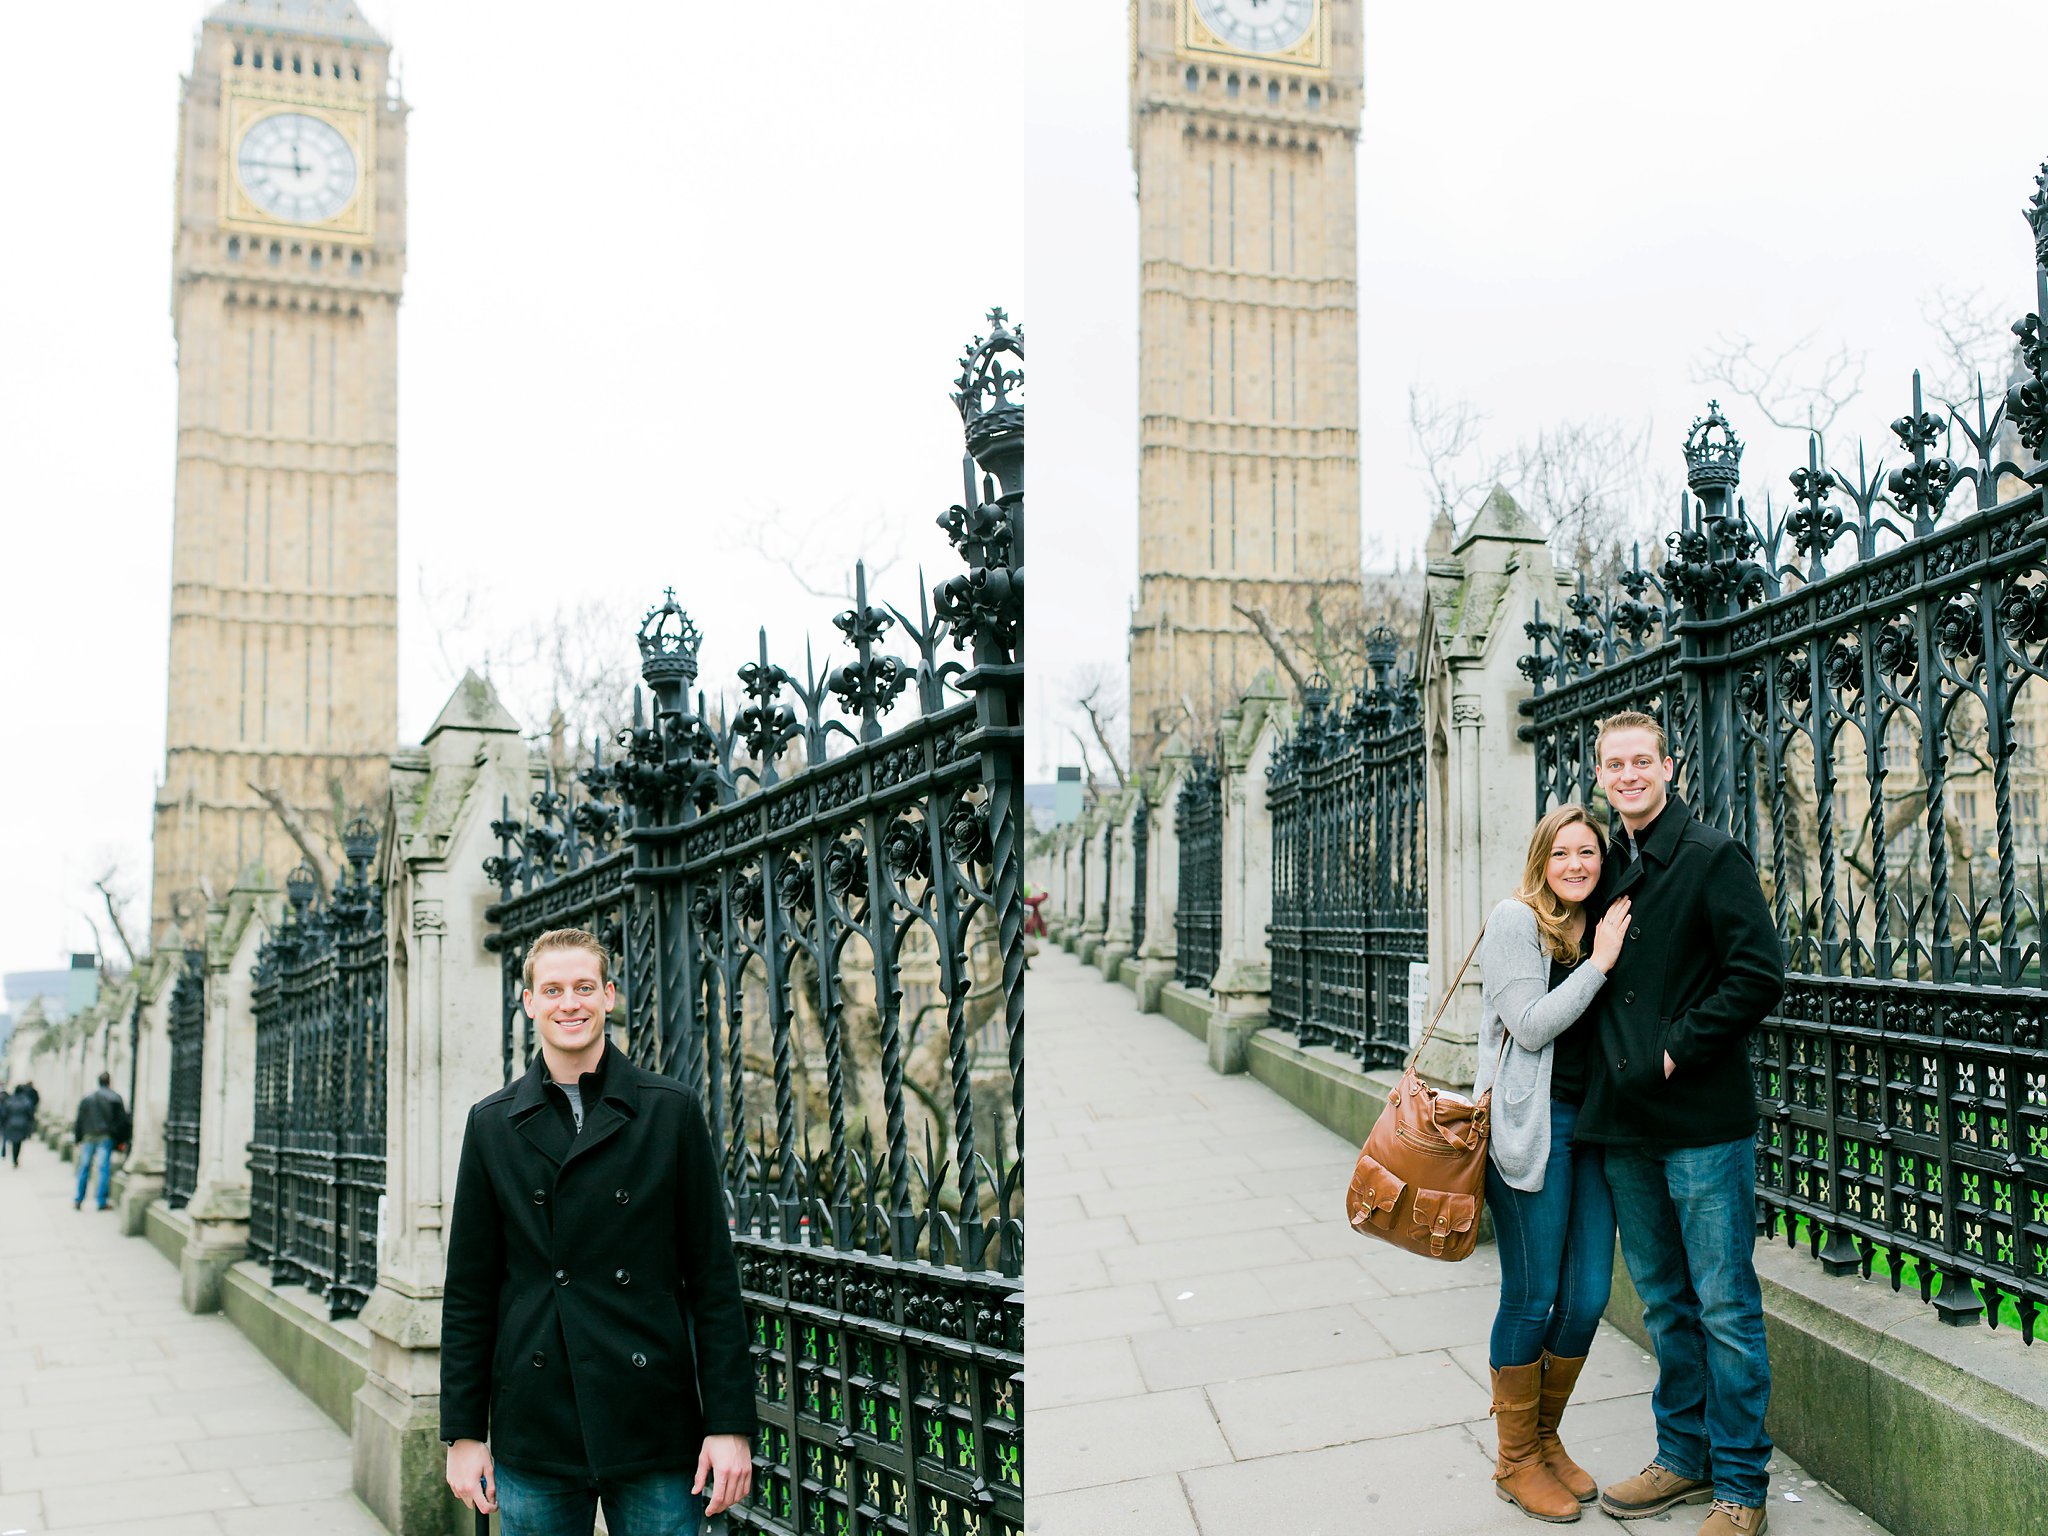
[1179, 0, 1327, 71]
[220, 88, 374, 241]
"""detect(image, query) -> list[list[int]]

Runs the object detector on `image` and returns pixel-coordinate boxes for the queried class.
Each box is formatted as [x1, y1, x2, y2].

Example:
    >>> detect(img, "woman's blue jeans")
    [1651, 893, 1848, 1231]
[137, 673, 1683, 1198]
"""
[494, 1463, 705, 1536]
[1485, 1099, 1615, 1367]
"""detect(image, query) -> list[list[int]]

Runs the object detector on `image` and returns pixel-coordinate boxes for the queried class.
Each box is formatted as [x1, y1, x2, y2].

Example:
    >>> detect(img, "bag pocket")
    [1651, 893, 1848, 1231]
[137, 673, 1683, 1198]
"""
[1346, 1149, 1407, 1235]
[1408, 1188, 1478, 1258]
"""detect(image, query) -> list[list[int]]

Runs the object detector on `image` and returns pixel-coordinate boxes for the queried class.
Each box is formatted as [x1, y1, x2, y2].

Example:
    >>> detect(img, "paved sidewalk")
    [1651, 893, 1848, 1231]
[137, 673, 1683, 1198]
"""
[1025, 948, 1891, 1536]
[0, 1140, 387, 1535]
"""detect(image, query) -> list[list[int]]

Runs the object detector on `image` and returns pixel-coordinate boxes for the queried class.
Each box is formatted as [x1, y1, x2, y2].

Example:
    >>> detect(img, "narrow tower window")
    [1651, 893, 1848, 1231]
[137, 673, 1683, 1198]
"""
[1267, 80, 1280, 104]
[1184, 65, 1198, 92]
[1226, 74, 1240, 99]
[1307, 84, 1321, 108]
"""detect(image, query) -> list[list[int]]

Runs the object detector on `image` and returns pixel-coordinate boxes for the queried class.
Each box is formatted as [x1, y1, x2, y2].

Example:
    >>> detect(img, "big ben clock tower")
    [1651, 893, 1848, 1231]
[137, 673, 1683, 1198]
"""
[1127, 0, 1364, 761]
[151, 0, 404, 941]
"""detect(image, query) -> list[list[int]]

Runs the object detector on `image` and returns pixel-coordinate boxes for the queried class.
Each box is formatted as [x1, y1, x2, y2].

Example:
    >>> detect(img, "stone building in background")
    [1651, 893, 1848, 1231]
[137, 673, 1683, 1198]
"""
[151, 0, 404, 942]
[1126, 0, 1365, 761]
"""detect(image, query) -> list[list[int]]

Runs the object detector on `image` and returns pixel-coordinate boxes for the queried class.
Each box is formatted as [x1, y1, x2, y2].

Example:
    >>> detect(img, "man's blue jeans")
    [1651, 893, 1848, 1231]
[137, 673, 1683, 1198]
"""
[494, 1464, 704, 1536]
[74, 1137, 115, 1209]
[1605, 1137, 1772, 1506]
[1485, 1099, 1615, 1366]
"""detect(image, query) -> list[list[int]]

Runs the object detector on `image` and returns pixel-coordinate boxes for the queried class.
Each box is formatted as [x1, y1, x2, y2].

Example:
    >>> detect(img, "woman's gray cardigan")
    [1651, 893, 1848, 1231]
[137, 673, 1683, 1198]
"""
[1472, 897, 1609, 1192]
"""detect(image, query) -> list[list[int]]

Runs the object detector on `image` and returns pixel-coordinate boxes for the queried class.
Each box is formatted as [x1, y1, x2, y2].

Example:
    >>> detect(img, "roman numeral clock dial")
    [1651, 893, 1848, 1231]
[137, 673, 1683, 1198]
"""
[236, 111, 358, 225]
[1193, 0, 1317, 55]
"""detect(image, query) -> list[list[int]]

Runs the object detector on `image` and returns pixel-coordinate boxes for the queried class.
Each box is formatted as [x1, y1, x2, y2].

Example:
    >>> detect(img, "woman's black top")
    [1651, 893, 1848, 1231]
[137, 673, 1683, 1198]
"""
[1548, 952, 1592, 1107]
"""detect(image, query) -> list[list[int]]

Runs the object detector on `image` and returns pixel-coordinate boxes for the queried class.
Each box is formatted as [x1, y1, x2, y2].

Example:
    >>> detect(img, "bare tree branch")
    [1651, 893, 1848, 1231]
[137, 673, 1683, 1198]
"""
[1076, 685, 1129, 788]
[90, 870, 139, 969]
[1921, 286, 2017, 415]
[248, 779, 334, 899]
[1408, 385, 1506, 524]
[725, 505, 906, 603]
[1233, 601, 1310, 694]
[1689, 331, 1867, 462]
[1066, 729, 1100, 791]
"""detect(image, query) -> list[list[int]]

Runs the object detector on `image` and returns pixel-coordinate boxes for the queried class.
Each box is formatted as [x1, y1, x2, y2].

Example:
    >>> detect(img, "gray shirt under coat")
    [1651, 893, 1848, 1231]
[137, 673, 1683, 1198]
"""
[1471, 898, 1609, 1192]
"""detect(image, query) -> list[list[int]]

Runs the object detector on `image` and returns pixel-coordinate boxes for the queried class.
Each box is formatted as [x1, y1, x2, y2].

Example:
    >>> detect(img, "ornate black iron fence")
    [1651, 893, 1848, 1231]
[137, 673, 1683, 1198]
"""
[247, 822, 388, 1319]
[1518, 162, 2048, 1342]
[1173, 753, 1222, 989]
[1268, 633, 1429, 1070]
[1130, 791, 1149, 953]
[163, 952, 205, 1209]
[484, 313, 1025, 1536]
[1099, 821, 1114, 934]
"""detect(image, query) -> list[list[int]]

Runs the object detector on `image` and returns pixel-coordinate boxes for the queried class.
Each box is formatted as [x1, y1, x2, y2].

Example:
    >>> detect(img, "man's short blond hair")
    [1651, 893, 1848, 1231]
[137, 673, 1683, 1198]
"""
[1594, 710, 1668, 762]
[522, 928, 612, 991]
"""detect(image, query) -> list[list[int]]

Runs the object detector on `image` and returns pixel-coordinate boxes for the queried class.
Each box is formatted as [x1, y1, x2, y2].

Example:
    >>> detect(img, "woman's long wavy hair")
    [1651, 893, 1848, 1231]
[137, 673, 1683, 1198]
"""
[1514, 803, 1606, 965]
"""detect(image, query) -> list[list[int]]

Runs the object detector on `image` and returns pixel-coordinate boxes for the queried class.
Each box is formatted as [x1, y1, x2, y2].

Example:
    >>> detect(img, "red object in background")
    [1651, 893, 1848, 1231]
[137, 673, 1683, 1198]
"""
[1024, 891, 1048, 937]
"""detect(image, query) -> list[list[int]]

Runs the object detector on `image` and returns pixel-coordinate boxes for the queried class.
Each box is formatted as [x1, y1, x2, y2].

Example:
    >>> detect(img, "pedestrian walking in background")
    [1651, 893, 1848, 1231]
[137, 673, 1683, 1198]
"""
[1578, 711, 1785, 1536]
[2, 1082, 37, 1166]
[1474, 804, 1633, 1522]
[72, 1071, 129, 1211]
[441, 927, 756, 1536]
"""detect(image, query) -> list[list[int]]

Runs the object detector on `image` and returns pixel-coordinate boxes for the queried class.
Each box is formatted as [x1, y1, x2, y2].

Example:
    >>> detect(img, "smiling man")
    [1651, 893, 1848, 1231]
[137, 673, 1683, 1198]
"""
[440, 928, 756, 1536]
[1577, 712, 1785, 1536]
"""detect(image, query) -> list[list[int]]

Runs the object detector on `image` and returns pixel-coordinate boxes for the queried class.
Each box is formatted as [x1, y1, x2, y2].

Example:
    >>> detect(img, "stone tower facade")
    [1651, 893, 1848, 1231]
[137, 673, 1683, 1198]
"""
[1127, 0, 1364, 762]
[151, 0, 405, 942]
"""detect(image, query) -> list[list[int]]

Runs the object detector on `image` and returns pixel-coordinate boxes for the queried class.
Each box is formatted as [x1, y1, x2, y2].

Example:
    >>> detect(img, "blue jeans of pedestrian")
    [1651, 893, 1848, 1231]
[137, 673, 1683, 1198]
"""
[1605, 1137, 1772, 1506]
[1486, 1099, 1615, 1367]
[494, 1463, 705, 1536]
[74, 1137, 114, 1208]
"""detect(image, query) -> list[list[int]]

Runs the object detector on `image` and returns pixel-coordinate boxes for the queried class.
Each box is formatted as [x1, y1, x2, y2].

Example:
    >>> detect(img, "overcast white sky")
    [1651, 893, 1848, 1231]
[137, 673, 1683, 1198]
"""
[1026, 0, 2048, 778]
[7, 2, 2048, 981]
[0, 2, 1022, 981]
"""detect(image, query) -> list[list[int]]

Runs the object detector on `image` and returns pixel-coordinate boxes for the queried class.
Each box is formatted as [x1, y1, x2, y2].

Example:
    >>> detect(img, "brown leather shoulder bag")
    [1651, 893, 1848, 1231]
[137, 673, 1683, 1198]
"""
[1344, 927, 1505, 1262]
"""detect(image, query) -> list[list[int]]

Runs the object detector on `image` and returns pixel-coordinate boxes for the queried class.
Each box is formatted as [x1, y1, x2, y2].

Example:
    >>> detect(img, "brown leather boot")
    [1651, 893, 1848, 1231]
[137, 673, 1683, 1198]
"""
[1491, 1362, 1582, 1522]
[1536, 1351, 1597, 1502]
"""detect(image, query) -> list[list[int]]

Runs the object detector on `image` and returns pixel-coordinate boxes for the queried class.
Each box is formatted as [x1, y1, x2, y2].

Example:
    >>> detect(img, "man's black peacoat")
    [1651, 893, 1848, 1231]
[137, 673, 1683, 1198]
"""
[439, 1041, 757, 1478]
[1576, 794, 1786, 1149]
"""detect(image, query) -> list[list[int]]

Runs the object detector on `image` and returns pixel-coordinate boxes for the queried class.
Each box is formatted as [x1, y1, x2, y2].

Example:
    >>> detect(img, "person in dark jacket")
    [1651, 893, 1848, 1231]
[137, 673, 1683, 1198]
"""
[2, 1083, 37, 1166]
[441, 927, 755, 1536]
[72, 1073, 129, 1210]
[1577, 712, 1784, 1536]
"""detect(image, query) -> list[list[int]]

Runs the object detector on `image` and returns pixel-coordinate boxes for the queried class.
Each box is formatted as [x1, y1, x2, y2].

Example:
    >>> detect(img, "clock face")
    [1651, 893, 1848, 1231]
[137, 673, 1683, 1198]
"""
[237, 112, 358, 224]
[1194, 0, 1317, 55]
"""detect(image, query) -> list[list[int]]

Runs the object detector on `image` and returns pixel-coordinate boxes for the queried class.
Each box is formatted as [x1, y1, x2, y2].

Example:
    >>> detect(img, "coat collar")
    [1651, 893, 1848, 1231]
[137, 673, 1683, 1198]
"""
[509, 1039, 640, 1169]
[1609, 792, 1693, 898]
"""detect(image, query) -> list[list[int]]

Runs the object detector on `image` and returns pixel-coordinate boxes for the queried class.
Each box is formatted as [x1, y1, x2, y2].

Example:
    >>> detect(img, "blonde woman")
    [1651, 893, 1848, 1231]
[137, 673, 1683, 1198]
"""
[1476, 804, 1632, 1523]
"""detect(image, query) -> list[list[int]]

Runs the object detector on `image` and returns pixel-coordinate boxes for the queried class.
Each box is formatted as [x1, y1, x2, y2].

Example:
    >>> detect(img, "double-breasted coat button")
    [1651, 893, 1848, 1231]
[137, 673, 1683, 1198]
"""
[531, 1350, 546, 1368]
[615, 1268, 631, 1286]
[554, 1268, 569, 1286]
[631, 1352, 647, 1368]
[531, 1189, 547, 1204]
[614, 1188, 630, 1205]
[1623, 990, 1636, 1004]
[1629, 925, 1642, 940]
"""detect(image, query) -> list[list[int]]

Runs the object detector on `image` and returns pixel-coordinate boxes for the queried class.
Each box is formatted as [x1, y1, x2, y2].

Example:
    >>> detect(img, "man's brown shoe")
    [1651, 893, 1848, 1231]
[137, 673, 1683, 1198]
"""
[1697, 1499, 1768, 1536]
[1535, 1351, 1597, 1502]
[1597, 1462, 1713, 1519]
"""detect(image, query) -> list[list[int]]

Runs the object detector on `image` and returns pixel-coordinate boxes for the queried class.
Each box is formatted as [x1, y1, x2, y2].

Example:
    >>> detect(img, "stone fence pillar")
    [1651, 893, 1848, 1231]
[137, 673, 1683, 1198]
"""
[115, 953, 180, 1234]
[1097, 787, 1139, 980]
[1418, 489, 1560, 1088]
[181, 876, 274, 1312]
[1206, 678, 1288, 1072]
[1075, 803, 1106, 960]
[1133, 744, 1189, 1012]
[354, 671, 537, 1536]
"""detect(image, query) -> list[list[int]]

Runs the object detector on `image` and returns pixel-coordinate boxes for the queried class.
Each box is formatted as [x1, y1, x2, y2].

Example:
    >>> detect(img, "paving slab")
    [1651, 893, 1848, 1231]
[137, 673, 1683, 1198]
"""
[0, 1140, 389, 1533]
[1025, 948, 1896, 1536]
